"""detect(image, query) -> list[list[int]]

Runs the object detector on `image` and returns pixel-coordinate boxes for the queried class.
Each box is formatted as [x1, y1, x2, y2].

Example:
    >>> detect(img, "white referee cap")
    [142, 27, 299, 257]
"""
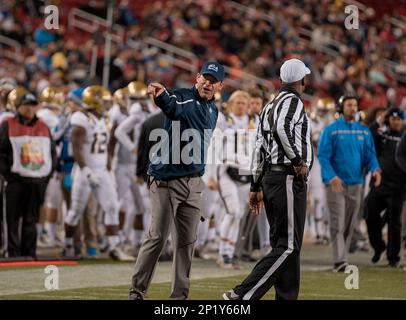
[280, 58, 311, 83]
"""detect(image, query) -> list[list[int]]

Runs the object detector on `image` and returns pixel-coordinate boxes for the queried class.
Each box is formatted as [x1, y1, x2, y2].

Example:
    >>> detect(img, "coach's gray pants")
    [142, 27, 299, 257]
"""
[130, 176, 204, 299]
[326, 184, 362, 265]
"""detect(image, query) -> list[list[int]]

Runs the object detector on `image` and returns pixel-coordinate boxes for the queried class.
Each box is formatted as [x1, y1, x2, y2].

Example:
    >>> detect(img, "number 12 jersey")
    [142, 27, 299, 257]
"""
[70, 111, 110, 170]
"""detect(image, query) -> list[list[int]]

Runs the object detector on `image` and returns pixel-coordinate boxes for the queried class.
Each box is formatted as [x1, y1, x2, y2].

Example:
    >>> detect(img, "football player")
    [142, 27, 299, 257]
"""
[113, 81, 158, 254]
[36, 86, 65, 248]
[63, 85, 134, 261]
[215, 90, 255, 269]
[0, 85, 24, 124]
[308, 98, 335, 244]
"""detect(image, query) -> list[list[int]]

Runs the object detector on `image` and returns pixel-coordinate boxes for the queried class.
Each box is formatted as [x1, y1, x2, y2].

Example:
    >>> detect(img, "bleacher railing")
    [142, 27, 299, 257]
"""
[133, 37, 276, 94]
[139, 37, 199, 75]
[226, 0, 406, 85]
[68, 8, 125, 44]
[65, 7, 308, 95]
[223, 66, 275, 93]
[0, 35, 22, 62]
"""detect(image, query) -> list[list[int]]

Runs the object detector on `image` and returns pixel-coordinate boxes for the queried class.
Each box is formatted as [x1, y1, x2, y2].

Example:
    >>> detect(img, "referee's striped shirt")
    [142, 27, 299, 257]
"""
[250, 87, 313, 191]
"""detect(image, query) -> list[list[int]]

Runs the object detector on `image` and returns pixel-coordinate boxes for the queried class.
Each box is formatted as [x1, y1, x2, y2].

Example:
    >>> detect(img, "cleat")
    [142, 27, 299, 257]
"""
[109, 247, 135, 262]
[87, 246, 100, 259]
[333, 262, 348, 273]
[217, 255, 233, 269]
[388, 261, 400, 268]
[232, 257, 243, 270]
[223, 289, 241, 300]
[129, 289, 144, 300]
[371, 246, 386, 264]
[60, 245, 81, 260]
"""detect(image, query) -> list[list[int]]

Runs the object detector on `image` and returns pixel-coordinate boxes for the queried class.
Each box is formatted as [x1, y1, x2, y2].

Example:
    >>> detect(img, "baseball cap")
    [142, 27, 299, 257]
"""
[386, 107, 404, 119]
[200, 61, 225, 82]
[280, 58, 311, 83]
[19, 93, 38, 107]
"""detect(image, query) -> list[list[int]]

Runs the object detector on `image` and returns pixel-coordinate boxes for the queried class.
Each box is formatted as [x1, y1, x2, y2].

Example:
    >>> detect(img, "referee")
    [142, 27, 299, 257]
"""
[223, 58, 312, 300]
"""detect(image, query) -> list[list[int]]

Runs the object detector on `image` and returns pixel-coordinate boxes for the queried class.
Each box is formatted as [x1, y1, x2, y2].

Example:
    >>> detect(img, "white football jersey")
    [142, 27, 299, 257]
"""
[309, 116, 326, 146]
[116, 101, 159, 154]
[108, 104, 127, 127]
[70, 111, 109, 170]
[36, 108, 60, 135]
[217, 113, 257, 171]
[0, 111, 14, 124]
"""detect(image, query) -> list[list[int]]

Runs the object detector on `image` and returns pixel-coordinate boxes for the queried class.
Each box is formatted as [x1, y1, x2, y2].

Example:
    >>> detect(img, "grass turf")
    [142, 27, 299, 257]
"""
[1, 267, 405, 300]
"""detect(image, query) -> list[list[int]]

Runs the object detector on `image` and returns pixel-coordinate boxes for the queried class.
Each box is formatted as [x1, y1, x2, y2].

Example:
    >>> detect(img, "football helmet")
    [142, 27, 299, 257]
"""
[39, 86, 65, 111]
[113, 87, 130, 113]
[0, 77, 17, 92]
[127, 81, 147, 100]
[82, 85, 112, 114]
[6, 86, 28, 112]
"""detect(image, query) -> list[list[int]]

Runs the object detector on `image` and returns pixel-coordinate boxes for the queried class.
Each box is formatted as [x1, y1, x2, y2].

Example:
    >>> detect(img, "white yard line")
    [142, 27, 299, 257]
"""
[0, 260, 250, 296]
[301, 293, 403, 300]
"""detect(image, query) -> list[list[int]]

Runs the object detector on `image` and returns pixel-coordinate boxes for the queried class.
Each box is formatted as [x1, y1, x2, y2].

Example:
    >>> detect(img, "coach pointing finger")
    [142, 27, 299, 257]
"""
[147, 83, 165, 98]
[129, 61, 225, 300]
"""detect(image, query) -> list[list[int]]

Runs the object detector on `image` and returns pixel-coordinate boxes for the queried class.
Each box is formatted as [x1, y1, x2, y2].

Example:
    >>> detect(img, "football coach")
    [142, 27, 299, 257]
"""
[129, 61, 224, 300]
[224, 58, 313, 300]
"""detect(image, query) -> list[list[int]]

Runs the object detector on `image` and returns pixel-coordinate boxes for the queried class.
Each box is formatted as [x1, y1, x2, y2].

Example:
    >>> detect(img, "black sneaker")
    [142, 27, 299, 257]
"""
[232, 257, 243, 270]
[388, 261, 400, 268]
[371, 246, 386, 264]
[333, 262, 348, 272]
[222, 289, 241, 300]
[60, 245, 82, 260]
[129, 289, 144, 300]
[241, 253, 257, 262]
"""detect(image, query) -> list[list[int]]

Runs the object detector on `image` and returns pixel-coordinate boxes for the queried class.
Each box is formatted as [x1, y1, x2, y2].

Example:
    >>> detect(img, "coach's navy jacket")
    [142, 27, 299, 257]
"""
[148, 86, 219, 181]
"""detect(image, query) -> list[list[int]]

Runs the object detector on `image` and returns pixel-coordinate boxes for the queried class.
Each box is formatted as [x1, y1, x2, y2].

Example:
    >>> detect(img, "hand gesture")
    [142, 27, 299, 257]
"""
[372, 170, 381, 187]
[293, 161, 309, 181]
[249, 191, 263, 215]
[133, 176, 144, 185]
[147, 83, 165, 99]
[207, 177, 218, 190]
[330, 176, 344, 193]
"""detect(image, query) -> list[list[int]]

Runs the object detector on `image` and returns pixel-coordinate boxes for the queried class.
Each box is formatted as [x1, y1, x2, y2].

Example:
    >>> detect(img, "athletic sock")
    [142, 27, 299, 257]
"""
[208, 227, 216, 242]
[36, 224, 44, 236]
[65, 237, 73, 247]
[118, 230, 125, 244]
[225, 241, 234, 259]
[107, 235, 120, 250]
[45, 222, 57, 241]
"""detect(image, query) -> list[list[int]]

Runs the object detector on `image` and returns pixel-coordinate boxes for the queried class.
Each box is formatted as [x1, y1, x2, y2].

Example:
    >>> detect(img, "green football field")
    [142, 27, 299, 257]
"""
[1, 269, 406, 300]
[0, 244, 405, 300]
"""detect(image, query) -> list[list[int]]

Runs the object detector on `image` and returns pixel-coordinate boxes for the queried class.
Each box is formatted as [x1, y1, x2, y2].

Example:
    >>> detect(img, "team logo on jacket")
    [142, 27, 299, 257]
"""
[20, 140, 45, 170]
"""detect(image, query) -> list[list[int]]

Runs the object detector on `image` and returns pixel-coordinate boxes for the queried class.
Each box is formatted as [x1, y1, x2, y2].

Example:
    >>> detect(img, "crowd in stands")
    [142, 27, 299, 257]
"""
[1, 0, 405, 111]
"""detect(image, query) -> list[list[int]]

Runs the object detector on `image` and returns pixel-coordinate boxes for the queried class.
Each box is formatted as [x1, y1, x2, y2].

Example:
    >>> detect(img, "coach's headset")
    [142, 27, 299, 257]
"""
[336, 93, 359, 114]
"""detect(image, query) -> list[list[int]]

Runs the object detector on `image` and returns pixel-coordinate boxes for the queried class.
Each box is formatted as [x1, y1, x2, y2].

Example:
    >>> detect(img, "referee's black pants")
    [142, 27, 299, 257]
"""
[365, 183, 405, 264]
[233, 171, 307, 300]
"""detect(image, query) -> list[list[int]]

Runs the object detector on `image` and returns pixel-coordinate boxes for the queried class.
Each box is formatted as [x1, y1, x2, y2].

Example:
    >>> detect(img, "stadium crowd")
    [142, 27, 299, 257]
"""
[0, 0, 405, 271]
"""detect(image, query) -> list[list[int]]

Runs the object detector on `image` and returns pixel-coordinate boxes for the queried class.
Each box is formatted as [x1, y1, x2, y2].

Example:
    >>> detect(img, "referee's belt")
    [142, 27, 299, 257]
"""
[266, 164, 295, 175]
